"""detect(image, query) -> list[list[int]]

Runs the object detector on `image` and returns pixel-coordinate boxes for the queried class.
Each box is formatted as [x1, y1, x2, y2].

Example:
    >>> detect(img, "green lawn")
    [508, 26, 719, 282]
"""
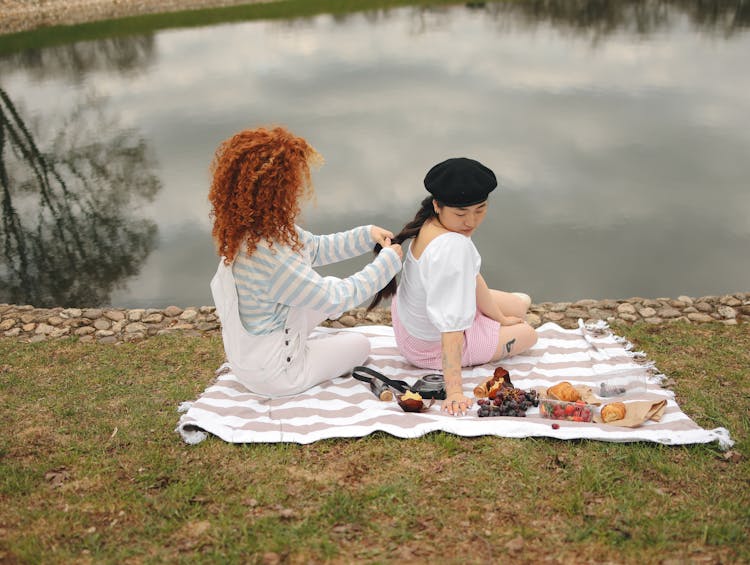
[1, 322, 748, 563]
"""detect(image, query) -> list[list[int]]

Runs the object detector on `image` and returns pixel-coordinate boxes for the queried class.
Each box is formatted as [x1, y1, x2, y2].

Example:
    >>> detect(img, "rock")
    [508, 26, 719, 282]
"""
[125, 322, 148, 333]
[74, 326, 95, 336]
[35, 323, 55, 335]
[128, 309, 145, 321]
[179, 309, 199, 322]
[4, 328, 21, 337]
[93, 319, 111, 330]
[573, 299, 598, 307]
[549, 302, 571, 313]
[98, 336, 118, 344]
[638, 307, 657, 318]
[61, 308, 82, 318]
[199, 306, 215, 314]
[164, 305, 183, 317]
[544, 312, 565, 322]
[196, 322, 220, 332]
[105, 310, 125, 322]
[617, 303, 636, 314]
[29, 335, 46, 343]
[720, 295, 742, 307]
[0, 319, 16, 331]
[644, 317, 663, 324]
[47, 316, 64, 326]
[142, 313, 164, 324]
[22, 323, 36, 332]
[338, 315, 357, 327]
[722, 319, 738, 326]
[82, 308, 103, 319]
[677, 295, 694, 305]
[525, 313, 541, 328]
[20, 313, 36, 324]
[123, 332, 145, 342]
[687, 313, 714, 323]
[95, 330, 115, 338]
[618, 313, 638, 322]
[657, 308, 682, 319]
[588, 308, 610, 319]
[694, 302, 713, 312]
[717, 306, 737, 319]
[565, 308, 588, 319]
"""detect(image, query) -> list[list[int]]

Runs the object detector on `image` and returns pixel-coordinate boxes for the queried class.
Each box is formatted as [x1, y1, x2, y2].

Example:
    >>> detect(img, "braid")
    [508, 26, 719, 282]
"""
[367, 196, 436, 311]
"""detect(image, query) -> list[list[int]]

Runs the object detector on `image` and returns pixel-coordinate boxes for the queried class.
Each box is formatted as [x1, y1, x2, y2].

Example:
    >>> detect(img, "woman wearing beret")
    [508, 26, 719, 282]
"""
[208, 126, 403, 396]
[370, 157, 537, 416]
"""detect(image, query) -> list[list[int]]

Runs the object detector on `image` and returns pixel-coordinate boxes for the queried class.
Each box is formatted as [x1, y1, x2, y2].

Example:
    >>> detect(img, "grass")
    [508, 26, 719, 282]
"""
[0, 322, 748, 563]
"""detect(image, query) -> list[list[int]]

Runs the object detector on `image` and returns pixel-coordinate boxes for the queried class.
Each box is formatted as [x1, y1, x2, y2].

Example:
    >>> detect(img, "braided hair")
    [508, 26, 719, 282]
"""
[367, 196, 438, 310]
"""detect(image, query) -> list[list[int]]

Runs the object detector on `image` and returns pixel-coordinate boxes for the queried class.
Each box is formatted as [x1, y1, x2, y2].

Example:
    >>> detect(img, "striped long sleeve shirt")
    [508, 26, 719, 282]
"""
[232, 225, 402, 335]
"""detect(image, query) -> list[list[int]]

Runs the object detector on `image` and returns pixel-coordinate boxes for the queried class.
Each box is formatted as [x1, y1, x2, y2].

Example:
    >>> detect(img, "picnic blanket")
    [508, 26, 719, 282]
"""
[176, 321, 733, 449]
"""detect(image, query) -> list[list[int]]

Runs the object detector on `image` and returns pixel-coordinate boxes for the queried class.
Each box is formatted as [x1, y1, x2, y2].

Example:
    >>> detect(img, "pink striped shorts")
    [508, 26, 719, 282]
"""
[391, 298, 501, 370]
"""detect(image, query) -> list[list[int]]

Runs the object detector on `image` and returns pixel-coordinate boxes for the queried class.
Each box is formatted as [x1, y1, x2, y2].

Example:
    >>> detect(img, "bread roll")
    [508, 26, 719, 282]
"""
[601, 401, 626, 423]
[547, 381, 581, 402]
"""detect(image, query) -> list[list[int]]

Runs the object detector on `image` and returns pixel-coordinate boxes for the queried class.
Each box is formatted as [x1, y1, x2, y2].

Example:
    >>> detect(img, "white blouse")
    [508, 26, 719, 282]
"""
[396, 232, 481, 341]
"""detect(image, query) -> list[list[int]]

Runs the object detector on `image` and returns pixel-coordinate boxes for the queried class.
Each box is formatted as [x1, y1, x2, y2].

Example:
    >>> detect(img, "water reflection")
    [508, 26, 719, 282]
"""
[0, 88, 160, 307]
[482, 0, 749, 38]
[1, 35, 156, 81]
[0, 0, 748, 307]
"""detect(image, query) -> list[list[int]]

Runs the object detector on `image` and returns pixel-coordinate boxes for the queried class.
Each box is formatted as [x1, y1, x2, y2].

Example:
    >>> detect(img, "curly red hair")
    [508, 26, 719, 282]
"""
[208, 126, 321, 264]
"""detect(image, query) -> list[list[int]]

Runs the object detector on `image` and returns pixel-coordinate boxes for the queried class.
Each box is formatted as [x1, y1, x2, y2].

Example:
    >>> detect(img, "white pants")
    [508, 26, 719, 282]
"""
[211, 261, 370, 397]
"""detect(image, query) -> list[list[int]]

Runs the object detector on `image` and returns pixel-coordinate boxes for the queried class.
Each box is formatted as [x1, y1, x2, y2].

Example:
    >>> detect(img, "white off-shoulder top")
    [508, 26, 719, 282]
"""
[395, 231, 481, 342]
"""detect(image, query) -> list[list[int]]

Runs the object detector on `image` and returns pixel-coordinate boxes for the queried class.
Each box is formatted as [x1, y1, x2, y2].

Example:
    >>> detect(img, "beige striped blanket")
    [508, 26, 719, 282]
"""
[176, 321, 732, 448]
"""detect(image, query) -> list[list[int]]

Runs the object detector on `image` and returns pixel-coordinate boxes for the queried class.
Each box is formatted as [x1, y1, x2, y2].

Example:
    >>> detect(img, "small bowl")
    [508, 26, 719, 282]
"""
[397, 393, 435, 413]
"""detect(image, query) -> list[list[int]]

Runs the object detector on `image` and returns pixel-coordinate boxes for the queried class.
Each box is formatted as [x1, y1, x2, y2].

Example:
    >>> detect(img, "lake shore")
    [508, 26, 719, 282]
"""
[1, 292, 747, 344]
[0, 0, 272, 35]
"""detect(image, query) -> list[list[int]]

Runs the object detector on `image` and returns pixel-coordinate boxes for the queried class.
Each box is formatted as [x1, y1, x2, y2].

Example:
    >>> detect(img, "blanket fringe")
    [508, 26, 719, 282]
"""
[177, 401, 193, 413]
[712, 427, 735, 450]
[581, 319, 668, 386]
[176, 423, 209, 445]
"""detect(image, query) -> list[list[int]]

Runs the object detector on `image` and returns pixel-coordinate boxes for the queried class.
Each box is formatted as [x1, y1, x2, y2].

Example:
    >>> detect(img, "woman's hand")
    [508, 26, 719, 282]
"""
[499, 315, 524, 326]
[441, 391, 473, 416]
[370, 225, 395, 247]
[383, 240, 403, 260]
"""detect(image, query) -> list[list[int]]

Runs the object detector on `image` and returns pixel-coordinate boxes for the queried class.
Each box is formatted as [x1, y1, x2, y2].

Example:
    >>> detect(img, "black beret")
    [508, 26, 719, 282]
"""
[423, 157, 497, 207]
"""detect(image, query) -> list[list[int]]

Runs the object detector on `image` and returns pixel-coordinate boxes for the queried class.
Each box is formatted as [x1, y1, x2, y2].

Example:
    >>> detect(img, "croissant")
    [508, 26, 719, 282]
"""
[547, 381, 581, 402]
[601, 402, 626, 423]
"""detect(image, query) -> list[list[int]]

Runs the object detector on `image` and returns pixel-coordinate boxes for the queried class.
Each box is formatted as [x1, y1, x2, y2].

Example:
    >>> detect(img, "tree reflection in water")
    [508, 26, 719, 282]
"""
[0, 88, 160, 307]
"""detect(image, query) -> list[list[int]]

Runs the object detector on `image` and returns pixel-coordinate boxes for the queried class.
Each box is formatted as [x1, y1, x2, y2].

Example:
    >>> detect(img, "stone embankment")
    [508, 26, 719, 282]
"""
[1, 293, 747, 345]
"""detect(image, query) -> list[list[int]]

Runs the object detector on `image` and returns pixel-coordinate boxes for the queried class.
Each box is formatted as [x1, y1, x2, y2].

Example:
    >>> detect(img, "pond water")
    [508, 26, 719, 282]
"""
[1, 1, 749, 308]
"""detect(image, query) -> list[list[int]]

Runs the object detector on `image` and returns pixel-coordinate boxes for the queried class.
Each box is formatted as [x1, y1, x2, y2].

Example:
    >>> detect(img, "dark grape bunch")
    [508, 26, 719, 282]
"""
[476, 387, 539, 417]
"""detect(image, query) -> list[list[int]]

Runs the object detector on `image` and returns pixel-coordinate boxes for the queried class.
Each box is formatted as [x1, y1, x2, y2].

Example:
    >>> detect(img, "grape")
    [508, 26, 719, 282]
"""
[476, 384, 539, 418]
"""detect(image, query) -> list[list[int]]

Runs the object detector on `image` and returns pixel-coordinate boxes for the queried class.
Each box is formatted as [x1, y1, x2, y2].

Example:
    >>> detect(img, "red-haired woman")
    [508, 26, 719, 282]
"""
[369, 158, 538, 416]
[208, 126, 402, 396]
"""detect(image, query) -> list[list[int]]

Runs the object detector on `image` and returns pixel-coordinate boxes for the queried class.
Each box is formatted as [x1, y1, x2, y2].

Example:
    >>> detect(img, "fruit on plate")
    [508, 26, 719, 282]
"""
[476, 386, 538, 417]
[539, 399, 593, 422]
[398, 390, 424, 412]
